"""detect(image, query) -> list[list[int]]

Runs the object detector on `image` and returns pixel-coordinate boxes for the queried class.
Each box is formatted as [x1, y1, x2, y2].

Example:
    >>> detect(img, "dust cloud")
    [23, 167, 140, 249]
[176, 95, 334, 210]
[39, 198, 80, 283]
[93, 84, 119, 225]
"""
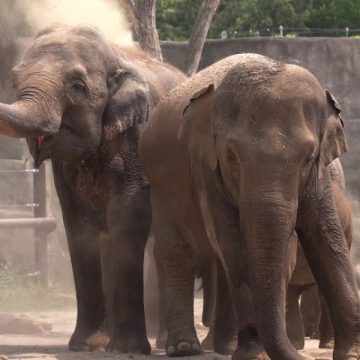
[23, 0, 133, 46]
[0, 0, 135, 297]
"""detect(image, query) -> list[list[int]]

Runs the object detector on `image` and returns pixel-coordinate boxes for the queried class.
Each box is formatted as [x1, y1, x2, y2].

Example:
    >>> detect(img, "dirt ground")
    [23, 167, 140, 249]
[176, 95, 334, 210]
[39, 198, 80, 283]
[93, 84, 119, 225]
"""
[0, 298, 333, 360]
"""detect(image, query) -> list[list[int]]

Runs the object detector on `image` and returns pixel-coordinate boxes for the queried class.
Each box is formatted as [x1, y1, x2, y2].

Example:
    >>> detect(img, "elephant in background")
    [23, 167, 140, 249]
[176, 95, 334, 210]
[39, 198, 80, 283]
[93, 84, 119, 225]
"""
[287, 158, 353, 350]
[0, 24, 186, 353]
[140, 53, 360, 359]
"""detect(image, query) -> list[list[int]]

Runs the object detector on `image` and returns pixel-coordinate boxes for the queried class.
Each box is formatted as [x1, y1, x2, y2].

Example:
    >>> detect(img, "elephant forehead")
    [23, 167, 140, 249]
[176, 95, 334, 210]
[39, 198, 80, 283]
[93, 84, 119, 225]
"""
[24, 34, 108, 69]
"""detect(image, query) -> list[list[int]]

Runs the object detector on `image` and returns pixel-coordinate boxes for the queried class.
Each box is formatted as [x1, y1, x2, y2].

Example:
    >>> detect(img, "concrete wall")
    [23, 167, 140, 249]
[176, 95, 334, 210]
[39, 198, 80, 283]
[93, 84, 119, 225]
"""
[162, 38, 360, 197]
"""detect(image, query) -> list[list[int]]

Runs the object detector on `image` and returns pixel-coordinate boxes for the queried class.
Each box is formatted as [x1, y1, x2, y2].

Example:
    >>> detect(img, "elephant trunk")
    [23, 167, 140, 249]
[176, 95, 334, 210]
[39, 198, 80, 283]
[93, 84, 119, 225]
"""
[0, 99, 61, 138]
[239, 184, 300, 359]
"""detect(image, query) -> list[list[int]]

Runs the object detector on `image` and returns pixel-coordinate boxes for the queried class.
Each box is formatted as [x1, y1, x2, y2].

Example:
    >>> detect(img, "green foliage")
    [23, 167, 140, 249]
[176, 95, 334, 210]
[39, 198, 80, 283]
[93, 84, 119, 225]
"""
[156, 0, 360, 40]
[157, 0, 203, 40]
[0, 263, 74, 311]
[307, 0, 360, 29]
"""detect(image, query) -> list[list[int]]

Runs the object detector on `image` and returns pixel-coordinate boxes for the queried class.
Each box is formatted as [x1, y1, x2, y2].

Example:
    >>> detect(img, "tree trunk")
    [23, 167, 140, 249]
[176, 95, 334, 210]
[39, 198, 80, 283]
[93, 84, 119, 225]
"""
[183, 0, 220, 76]
[121, 0, 163, 61]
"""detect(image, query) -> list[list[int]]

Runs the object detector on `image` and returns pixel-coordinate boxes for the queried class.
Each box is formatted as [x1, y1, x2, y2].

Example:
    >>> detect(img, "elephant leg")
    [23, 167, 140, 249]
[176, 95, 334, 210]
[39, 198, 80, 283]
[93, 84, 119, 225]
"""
[286, 285, 305, 350]
[231, 283, 269, 360]
[296, 177, 360, 360]
[52, 161, 108, 351]
[154, 239, 168, 349]
[201, 259, 218, 352]
[213, 260, 237, 355]
[152, 198, 200, 357]
[106, 185, 151, 354]
[300, 286, 320, 339]
[318, 293, 334, 349]
[144, 235, 161, 338]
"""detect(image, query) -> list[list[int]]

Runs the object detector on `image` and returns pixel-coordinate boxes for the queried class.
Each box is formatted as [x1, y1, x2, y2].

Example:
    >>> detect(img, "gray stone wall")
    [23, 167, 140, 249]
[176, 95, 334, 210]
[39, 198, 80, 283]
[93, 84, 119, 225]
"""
[161, 38, 360, 197]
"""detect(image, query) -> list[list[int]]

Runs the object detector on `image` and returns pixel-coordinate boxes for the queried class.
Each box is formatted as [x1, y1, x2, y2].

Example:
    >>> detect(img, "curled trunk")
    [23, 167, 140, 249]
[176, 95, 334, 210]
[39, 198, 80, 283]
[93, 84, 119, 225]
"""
[0, 100, 61, 138]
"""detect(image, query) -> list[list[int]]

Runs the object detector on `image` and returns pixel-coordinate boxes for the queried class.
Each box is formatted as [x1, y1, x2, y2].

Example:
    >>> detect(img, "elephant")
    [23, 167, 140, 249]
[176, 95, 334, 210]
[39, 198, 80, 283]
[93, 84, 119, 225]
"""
[287, 158, 353, 350]
[139, 53, 360, 359]
[0, 23, 186, 353]
[194, 159, 352, 355]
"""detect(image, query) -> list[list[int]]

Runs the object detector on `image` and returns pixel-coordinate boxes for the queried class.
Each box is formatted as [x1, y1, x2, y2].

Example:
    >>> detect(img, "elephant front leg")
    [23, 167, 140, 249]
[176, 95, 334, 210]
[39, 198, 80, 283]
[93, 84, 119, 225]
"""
[152, 199, 200, 357]
[106, 186, 151, 354]
[296, 176, 360, 360]
[67, 225, 110, 352]
[52, 163, 109, 352]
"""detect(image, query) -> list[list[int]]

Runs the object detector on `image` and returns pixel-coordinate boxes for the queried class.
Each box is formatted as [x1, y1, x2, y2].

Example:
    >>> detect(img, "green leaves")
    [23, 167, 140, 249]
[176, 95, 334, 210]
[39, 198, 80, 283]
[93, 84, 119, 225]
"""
[156, 0, 360, 40]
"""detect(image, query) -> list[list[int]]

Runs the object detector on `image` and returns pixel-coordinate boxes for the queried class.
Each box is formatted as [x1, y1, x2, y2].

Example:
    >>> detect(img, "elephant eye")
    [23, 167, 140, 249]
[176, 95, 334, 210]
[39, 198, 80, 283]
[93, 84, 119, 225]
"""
[71, 80, 87, 94]
[304, 153, 315, 165]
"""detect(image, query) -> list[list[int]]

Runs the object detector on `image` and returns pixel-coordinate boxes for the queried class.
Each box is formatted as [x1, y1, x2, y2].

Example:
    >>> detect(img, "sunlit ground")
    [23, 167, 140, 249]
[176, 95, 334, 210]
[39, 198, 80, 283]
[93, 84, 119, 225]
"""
[0, 297, 333, 360]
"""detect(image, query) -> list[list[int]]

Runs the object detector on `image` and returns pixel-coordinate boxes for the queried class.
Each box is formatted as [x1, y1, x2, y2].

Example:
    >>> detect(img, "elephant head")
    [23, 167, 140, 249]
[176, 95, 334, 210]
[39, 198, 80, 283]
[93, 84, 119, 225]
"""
[179, 56, 348, 358]
[0, 24, 150, 166]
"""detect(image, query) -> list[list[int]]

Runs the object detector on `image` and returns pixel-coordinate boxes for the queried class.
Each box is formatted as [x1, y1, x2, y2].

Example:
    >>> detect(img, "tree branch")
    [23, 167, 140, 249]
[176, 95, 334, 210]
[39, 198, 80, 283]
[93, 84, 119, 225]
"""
[183, 0, 220, 76]
[121, 0, 163, 61]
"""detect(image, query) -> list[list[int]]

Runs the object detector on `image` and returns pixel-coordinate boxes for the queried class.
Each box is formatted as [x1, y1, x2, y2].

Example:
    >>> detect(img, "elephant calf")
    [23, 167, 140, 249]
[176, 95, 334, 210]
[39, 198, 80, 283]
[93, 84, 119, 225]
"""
[0, 24, 186, 353]
[140, 53, 360, 360]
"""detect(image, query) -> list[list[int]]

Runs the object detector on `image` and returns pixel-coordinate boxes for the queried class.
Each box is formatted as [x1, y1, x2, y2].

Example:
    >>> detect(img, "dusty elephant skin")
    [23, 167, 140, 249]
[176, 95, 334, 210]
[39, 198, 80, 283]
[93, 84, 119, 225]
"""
[286, 158, 353, 351]
[0, 24, 186, 353]
[139, 54, 360, 360]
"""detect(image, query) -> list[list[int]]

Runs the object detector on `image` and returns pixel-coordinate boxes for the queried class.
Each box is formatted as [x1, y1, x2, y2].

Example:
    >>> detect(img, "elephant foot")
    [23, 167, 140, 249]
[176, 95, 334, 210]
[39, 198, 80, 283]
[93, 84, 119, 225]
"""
[232, 345, 270, 360]
[68, 328, 110, 351]
[156, 330, 167, 349]
[319, 339, 334, 349]
[214, 333, 238, 355]
[333, 345, 360, 360]
[201, 328, 214, 351]
[234, 327, 269, 360]
[108, 334, 151, 354]
[166, 327, 201, 357]
[167, 340, 201, 357]
[292, 339, 305, 351]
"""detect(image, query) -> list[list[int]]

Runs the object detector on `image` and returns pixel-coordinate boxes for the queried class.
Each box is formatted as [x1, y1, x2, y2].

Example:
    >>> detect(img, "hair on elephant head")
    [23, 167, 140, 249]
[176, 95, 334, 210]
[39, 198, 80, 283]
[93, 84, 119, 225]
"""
[0, 23, 150, 166]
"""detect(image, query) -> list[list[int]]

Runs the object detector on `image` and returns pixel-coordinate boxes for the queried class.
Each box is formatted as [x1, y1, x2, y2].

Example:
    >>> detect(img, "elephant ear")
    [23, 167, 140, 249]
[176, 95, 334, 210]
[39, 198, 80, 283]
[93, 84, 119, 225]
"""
[319, 90, 348, 169]
[178, 84, 217, 170]
[102, 68, 150, 141]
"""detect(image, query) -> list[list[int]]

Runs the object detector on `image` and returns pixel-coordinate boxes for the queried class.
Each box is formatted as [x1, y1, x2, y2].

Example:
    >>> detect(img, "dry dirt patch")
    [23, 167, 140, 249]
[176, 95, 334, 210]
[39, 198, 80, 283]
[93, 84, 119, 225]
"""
[0, 298, 333, 360]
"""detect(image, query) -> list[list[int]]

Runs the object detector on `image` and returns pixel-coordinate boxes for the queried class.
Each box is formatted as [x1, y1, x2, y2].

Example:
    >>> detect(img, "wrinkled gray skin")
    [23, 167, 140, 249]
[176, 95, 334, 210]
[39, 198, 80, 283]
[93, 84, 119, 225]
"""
[287, 158, 353, 351]
[139, 54, 360, 360]
[0, 24, 186, 353]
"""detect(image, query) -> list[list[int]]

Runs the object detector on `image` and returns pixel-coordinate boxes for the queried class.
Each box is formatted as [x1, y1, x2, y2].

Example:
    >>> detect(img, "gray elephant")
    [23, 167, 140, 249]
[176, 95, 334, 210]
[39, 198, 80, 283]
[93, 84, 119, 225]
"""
[0, 24, 185, 352]
[139, 53, 360, 359]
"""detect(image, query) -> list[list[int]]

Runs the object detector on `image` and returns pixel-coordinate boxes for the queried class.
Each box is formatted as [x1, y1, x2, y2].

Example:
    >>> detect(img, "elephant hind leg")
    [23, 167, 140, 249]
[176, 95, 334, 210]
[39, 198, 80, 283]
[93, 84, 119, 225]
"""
[318, 293, 334, 349]
[232, 283, 269, 360]
[286, 285, 305, 350]
[213, 260, 237, 355]
[152, 199, 200, 357]
[300, 286, 320, 340]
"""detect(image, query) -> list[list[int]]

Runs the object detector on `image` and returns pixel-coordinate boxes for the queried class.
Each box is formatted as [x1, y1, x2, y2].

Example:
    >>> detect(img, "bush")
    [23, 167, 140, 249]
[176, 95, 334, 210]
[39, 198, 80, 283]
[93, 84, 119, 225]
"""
[0, 263, 75, 311]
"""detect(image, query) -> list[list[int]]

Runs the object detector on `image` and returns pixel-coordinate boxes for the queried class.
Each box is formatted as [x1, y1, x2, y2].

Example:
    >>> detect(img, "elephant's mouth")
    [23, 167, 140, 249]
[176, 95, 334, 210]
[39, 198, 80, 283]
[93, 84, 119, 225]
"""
[27, 135, 53, 168]
[37, 135, 45, 149]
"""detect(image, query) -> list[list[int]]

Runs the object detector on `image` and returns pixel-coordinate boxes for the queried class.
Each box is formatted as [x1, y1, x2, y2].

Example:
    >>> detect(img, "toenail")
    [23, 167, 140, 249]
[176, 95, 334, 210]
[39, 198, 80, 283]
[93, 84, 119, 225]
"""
[192, 343, 200, 350]
[177, 341, 191, 350]
[167, 345, 175, 354]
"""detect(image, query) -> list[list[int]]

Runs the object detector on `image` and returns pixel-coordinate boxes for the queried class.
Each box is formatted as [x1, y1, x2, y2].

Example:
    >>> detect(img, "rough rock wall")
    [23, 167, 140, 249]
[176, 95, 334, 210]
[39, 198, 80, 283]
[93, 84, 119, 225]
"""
[162, 38, 360, 197]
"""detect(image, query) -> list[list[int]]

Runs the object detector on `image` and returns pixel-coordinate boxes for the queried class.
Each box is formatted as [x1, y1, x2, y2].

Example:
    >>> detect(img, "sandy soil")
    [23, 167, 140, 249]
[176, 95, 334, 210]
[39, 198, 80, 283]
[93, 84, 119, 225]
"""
[0, 298, 333, 360]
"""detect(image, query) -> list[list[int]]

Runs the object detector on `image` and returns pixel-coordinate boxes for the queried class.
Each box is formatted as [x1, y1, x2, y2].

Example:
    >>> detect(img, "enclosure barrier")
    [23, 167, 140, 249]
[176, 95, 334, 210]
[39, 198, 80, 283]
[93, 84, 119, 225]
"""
[0, 161, 56, 286]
